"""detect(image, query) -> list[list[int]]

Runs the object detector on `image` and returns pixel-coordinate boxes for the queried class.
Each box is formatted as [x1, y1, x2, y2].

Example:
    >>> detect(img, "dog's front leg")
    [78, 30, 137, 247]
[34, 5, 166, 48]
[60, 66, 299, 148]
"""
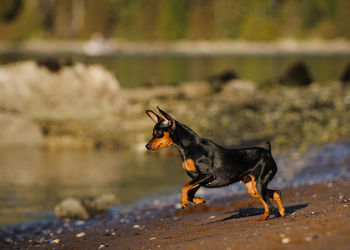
[181, 181, 199, 208]
[181, 174, 215, 208]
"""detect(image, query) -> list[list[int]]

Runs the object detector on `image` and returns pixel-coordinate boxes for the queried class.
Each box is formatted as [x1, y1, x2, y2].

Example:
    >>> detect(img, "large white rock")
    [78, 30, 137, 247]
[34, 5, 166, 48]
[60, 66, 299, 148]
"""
[0, 61, 124, 119]
[0, 113, 42, 147]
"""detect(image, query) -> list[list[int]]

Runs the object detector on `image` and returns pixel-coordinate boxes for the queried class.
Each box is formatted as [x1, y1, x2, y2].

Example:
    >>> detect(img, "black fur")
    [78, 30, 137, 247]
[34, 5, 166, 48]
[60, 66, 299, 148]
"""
[145, 107, 284, 220]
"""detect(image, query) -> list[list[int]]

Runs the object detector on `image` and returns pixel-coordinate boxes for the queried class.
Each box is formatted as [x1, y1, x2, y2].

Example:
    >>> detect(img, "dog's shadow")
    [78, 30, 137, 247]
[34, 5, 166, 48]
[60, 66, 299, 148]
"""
[205, 203, 308, 224]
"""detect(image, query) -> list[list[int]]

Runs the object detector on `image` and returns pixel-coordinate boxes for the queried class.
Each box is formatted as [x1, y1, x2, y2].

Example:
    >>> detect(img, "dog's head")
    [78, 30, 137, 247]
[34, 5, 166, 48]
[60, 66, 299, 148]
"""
[145, 107, 176, 151]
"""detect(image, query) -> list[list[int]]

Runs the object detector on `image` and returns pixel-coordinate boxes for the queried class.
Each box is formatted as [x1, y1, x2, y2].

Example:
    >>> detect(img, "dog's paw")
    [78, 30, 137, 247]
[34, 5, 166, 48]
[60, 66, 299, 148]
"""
[193, 197, 205, 205]
[181, 199, 189, 208]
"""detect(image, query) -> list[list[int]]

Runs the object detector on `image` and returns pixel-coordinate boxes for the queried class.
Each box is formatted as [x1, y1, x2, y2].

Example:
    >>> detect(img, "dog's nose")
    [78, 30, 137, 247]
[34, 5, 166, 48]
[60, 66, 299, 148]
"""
[145, 143, 151, 150]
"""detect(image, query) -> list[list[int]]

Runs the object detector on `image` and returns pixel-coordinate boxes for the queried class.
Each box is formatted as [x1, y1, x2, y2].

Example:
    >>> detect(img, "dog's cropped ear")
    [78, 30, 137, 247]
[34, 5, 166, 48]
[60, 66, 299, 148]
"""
[157, 106, 176, 129]
[145, 110, 161, 123]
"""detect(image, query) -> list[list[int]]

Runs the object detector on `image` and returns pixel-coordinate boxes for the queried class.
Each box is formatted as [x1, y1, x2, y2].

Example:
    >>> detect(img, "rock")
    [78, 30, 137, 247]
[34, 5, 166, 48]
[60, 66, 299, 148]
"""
[36, 57, 73, 72]
[0, 113, 43, 147]
[76, 232, 86, 238]
[54, 198, 89, 219]
[208, 69, 239, 92]
[219, 79, 256, 99]
[281, 237, 290, 244]
[55, 194, 117, 219]
[50, 239, 60, 244]
[82, 194, 117, 216]
[209, 70, 239, 83]
[278, 62, 313, 86]
[0, 61, 124, 119]
[181, 81, 213, 98]
[340, 61, 350, 85]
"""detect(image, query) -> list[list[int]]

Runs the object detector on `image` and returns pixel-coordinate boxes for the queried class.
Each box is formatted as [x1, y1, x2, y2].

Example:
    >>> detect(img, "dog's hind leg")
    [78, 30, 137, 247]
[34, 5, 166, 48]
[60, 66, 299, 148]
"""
[267, 189, 285, 217]
[263, 159, 285, 217]
[243, 174, 271, 220]
[253, 178, 272, 221]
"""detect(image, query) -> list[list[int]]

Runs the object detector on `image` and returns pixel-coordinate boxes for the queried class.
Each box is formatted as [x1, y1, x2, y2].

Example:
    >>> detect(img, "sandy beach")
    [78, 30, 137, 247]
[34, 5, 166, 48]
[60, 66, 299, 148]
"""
[2, 179, 348, 250]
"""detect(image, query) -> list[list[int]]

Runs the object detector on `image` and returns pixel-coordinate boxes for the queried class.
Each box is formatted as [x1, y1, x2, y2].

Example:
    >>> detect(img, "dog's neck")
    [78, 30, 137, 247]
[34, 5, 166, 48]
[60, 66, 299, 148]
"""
[172, 122, 200, 160]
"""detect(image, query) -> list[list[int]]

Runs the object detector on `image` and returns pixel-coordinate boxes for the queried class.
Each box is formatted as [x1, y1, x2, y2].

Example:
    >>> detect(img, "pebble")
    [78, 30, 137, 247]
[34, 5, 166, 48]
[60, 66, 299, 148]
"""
[305, 234, 318, 241]
[98, 244, 109, 249]
[209, 215, 216, 219]
[281, 238, 290, 244]
[149, 237, 156, 240]
[5, 238, 13, 244]
[50, 239, 60, 244]
[75, 220, 85, 226]
[133, 225, 141, 229]
[76, 232, 86, 238]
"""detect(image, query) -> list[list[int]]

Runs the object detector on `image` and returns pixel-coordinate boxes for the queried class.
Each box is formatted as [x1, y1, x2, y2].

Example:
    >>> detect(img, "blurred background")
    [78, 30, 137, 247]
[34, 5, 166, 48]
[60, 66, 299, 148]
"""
[0, 0, 350, 226]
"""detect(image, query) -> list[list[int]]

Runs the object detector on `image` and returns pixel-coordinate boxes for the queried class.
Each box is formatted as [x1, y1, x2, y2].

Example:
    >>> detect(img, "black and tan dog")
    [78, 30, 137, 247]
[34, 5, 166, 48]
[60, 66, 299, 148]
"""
[145, 107, 285, 220]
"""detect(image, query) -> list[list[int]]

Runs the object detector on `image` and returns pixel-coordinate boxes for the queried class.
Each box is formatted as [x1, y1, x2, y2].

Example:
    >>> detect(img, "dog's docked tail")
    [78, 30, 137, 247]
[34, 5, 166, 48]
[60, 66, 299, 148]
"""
[266, 141, 272, 154]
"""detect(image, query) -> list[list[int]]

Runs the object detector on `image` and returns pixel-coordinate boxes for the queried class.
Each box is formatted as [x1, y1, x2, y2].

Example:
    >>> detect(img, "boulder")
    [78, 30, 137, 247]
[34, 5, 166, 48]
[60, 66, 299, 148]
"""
[0, 113, 42, 147]
[181, 81, 213, 98]
[54, 194, 117, 219]
[278, 62, 313, 86]
[340, 61, 350, 86]
[54, 198, 89, 219]
[0, 61, 124, 119]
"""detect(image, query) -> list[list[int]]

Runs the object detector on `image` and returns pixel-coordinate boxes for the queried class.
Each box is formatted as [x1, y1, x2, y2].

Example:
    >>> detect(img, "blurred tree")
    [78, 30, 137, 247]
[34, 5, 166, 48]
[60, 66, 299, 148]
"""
[0, 0, 23, 22]
[0, 0, 350, 41]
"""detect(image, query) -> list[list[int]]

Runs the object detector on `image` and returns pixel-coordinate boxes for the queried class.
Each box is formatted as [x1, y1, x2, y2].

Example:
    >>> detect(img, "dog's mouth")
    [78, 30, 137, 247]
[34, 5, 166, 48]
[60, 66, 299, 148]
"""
[155, 143, 163, 151]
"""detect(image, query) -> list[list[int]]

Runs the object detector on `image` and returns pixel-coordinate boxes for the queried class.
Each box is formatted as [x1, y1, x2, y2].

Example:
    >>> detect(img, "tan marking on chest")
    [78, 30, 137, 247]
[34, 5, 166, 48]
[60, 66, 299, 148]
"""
[182, 159, 197, 172]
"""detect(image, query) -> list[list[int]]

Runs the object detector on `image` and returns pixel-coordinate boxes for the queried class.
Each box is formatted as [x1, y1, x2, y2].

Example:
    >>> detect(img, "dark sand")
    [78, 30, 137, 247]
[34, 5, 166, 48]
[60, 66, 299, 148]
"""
[6, 180, 349, 250]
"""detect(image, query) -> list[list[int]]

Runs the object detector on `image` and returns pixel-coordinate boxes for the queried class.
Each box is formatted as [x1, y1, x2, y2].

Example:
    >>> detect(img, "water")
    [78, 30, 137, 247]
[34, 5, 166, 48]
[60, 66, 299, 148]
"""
[0, 149, 187, 227]
[1, 54, 349, 87]
[1, 141, 349, 228]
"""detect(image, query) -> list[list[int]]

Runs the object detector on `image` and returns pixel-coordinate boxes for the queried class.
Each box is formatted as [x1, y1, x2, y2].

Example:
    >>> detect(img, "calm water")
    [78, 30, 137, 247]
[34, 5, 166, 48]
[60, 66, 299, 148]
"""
[0, 149, 186, 227]
[1, 54, 349, 87]
[1, 141, 350, 227]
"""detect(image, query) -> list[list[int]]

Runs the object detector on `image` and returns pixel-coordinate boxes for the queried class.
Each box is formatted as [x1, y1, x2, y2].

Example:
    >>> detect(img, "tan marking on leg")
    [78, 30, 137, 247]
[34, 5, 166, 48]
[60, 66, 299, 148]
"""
[181, 181, 199, 208]
[193, 197, 205, 205]
[251, 176, 270, 221]
[273, 192, 285, 217]
[243, 176, 259, 198]
[182, 159, 197, 172]
[187, 184, 205, 205]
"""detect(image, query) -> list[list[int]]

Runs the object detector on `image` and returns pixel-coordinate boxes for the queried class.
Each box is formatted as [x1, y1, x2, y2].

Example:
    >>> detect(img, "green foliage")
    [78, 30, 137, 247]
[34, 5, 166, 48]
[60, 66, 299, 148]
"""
[0, 0, 350, 41]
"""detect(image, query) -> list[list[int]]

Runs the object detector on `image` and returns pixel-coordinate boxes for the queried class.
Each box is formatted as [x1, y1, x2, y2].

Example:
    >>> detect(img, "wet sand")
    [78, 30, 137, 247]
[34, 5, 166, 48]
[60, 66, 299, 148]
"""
[6, 180, 349, 250]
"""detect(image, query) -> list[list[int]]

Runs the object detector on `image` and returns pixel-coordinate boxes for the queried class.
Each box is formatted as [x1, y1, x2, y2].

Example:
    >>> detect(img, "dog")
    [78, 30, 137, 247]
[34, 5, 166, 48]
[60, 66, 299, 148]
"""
[145, 107, 285, 220]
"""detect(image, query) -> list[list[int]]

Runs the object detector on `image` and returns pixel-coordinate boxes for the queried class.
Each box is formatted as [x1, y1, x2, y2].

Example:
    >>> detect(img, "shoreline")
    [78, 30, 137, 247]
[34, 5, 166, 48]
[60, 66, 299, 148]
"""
[1, 39, 350, 57]
[1, 179, 349, 249]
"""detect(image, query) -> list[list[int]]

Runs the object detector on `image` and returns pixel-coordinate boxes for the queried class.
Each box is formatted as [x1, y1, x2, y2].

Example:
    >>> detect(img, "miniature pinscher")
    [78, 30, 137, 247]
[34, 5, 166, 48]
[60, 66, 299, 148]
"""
[145, 107, 285, 220]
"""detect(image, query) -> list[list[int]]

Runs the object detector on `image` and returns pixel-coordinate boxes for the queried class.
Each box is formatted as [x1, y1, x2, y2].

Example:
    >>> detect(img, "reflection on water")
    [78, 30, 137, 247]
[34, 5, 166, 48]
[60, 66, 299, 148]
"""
[1, 141, 350, 227]
[1, 54, 349, 87]
[0, 149, 186, 227]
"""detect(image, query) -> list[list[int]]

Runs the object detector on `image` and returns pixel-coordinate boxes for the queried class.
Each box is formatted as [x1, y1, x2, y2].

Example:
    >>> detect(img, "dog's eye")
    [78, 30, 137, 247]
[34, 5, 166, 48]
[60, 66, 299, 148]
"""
[155, 131, 163, 137]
